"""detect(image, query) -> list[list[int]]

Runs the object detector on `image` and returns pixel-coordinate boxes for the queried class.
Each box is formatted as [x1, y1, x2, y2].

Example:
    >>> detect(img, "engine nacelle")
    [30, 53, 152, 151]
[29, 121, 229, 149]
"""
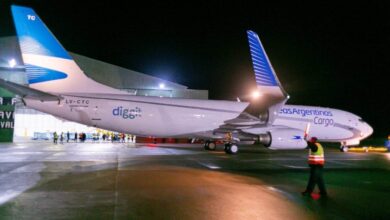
[259, 129, 307, 150]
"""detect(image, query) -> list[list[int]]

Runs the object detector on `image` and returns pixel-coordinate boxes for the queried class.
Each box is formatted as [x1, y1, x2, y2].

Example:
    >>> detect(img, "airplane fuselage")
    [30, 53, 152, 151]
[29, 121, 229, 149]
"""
[25, 94, 372, 145]
[25, 93, 249, 137]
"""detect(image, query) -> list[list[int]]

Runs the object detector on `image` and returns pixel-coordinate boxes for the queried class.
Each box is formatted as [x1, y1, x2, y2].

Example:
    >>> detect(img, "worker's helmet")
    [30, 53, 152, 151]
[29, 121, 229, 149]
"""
[309, 137, 318, 143]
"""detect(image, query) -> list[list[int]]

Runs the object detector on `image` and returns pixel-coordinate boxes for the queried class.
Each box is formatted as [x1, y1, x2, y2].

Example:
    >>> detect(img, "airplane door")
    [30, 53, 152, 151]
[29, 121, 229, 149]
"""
[90, 105, 102, 127]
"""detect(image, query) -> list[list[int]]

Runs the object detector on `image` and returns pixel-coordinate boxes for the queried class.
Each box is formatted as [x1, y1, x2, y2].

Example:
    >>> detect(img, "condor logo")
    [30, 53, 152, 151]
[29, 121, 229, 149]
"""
[112, 106, 141, 119]
[27, 14, 36, 21]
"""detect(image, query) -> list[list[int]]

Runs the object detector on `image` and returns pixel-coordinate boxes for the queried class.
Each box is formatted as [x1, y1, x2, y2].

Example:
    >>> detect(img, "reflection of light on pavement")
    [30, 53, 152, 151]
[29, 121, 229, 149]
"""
[0, 190, 24, 205]
[267, 186, 296, 201]
[80, 143, 117, 152]
[284, 165, 308, 169]
[196, 161, 221, 169]
[0, 163, 44, 205]
[267, 186, 282, 192]
[206, 165, 221, 170]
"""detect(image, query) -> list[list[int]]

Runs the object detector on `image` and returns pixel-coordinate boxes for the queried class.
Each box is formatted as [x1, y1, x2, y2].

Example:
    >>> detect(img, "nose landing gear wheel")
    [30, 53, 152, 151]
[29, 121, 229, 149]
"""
[340, 146, 349, 152]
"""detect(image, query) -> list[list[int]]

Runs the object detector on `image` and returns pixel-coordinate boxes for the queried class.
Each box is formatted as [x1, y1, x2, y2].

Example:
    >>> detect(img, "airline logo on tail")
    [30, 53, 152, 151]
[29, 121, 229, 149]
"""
[12, 5, 70, 84]
[24, 64, 67, 84]
[11, 5, 124, 94]
[12, 6, 72, 59]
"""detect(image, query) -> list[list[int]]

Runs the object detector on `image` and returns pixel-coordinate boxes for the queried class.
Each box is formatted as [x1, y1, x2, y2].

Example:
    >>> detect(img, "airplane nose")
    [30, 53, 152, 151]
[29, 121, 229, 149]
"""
[365, 123, 374, 137]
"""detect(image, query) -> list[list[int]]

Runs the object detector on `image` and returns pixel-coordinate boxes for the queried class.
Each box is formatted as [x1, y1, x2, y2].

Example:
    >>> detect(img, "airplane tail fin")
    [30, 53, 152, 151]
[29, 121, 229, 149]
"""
[246, 30, 289, 124]
[11, 5, 123, 94]
[247, 30, 288, 99]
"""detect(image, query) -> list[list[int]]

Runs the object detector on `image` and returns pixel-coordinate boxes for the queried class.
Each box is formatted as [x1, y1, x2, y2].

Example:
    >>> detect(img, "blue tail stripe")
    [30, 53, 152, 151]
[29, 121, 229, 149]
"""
[255, 77, 273, 84]
[247, 30, 278, 86]
[255, 74, 272, 81]
[11, 5, 72, 60]
[25, 64, 68, 84]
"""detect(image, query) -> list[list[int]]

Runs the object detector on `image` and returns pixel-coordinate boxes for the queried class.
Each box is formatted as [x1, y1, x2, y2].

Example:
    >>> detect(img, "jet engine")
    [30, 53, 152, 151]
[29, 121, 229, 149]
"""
[258, 129, 307, 149]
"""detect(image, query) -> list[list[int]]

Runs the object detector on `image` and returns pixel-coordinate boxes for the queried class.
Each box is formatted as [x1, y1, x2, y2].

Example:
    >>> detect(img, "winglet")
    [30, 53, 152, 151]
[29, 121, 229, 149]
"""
[247, 30, 288, 99]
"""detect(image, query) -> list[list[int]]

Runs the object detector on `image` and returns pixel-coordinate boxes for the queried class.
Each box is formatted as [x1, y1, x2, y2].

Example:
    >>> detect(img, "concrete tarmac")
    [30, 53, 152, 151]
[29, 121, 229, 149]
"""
[0, 142, 389, 219]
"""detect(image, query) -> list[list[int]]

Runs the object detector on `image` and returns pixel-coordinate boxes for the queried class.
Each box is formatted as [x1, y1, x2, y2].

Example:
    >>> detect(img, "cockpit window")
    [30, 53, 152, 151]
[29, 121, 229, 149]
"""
[358, 118, 365, 123]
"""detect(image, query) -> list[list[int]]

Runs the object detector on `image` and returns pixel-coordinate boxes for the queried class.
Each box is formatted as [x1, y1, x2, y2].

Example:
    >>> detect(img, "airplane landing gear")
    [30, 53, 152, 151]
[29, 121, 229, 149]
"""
[224, 143, 238, 154]
[340, 141, 348, 152]
[340, 145, 349, 152]
[204, 141, 216, 151]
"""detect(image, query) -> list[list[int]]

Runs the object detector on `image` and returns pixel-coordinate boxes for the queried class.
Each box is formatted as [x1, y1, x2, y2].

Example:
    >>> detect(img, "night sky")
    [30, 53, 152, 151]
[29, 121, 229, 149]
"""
[1, 1, 389, 136]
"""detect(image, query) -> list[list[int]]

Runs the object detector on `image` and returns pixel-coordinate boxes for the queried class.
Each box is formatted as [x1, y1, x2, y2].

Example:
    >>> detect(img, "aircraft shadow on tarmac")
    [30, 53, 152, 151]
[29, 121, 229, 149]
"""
[145, 143, 275, 155]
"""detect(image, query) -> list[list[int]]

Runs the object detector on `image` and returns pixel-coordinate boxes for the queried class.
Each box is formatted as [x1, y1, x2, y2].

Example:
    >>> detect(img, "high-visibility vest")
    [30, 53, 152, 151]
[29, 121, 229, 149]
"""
[308, 143, 325, 165]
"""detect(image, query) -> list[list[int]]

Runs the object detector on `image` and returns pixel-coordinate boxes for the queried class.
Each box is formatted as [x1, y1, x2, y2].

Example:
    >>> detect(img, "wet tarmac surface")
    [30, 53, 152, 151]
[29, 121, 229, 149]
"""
[0, 142, 389, 219]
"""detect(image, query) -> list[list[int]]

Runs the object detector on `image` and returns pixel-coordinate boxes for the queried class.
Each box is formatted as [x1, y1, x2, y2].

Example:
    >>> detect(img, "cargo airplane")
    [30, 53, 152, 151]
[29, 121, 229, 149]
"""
[0, 6, 373, 153]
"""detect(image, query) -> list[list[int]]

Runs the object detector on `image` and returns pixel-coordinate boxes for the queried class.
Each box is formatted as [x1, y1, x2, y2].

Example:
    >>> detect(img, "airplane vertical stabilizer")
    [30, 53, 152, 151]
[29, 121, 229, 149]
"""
[247, 30, 287, 99]
[11, 5, 125, 94]
[246, 30, 289, 124]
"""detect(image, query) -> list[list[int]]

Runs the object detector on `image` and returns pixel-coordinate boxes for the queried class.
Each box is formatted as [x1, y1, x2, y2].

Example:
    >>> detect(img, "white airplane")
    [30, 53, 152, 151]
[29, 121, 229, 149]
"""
[0, 6, 373, 153]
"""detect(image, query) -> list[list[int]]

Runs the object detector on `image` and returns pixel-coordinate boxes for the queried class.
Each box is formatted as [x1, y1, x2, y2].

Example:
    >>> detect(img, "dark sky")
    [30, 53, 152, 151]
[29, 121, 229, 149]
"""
[1, 1, 389, 136]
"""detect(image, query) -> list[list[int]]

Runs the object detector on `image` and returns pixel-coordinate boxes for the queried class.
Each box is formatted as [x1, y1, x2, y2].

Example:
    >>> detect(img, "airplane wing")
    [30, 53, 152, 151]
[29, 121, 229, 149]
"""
[0, 78, 62, 102]
[195, 122, 307, 150]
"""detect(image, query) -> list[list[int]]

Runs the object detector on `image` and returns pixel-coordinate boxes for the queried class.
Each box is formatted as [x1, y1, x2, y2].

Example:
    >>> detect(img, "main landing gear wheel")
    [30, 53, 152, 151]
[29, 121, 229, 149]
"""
[204, 141, 209, 150]
[204, 141, 216, 151]
[208, 142, 216, 150]
[224, 143, 238, 154]
[340, 146, 349, 152]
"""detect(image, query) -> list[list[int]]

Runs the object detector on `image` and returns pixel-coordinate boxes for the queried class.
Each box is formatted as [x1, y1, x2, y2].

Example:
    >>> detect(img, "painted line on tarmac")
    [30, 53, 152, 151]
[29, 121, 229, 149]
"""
[242, 158, 306, 162]
[242, 158, 371, 162]
[283, 165, 308, 169]
[330, 158, 371, 161]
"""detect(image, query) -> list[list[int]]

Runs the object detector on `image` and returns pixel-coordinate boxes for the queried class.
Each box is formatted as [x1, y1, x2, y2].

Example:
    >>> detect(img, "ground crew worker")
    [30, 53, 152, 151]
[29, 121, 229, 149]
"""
[53, 132, 58, 144]
[302, 137, 327, 197]
[385, 135, 390, 148]
[60, 132, 64, 144]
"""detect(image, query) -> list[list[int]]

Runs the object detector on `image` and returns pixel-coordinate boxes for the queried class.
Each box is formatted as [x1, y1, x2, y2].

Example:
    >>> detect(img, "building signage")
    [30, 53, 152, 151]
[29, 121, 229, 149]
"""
[0, 88, 16, 142]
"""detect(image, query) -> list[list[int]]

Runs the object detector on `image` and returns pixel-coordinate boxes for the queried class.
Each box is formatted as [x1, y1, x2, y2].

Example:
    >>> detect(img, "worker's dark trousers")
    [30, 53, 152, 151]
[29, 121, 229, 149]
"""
[305, 165, 327, 194]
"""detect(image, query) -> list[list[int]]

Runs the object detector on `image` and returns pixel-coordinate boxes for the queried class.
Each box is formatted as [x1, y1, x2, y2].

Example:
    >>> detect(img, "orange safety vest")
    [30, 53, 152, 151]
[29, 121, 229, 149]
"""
[308, 143, 325, 165]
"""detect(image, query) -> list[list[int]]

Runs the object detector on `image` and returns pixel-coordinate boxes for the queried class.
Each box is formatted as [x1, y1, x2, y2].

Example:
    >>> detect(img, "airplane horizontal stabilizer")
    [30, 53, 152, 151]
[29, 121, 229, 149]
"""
[0, 78, 62, 101]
